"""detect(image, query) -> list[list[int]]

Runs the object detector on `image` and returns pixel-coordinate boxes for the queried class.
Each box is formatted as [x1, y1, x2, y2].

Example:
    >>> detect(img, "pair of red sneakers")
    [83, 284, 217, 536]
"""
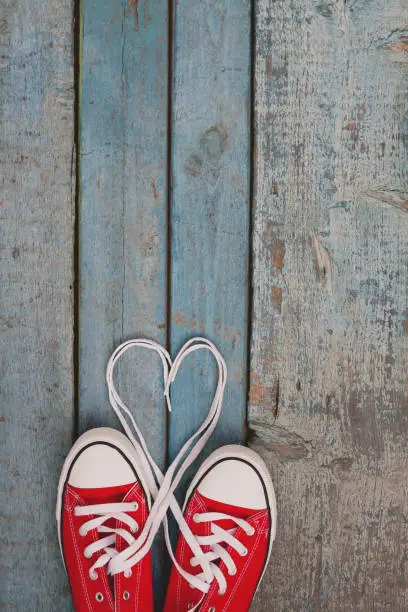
[57, 338, 277, 611]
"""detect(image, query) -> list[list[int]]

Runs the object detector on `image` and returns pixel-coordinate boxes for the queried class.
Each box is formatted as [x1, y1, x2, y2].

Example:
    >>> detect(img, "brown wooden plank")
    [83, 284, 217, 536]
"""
[0, 0, 75, 607]
[250, 0, 408, 609]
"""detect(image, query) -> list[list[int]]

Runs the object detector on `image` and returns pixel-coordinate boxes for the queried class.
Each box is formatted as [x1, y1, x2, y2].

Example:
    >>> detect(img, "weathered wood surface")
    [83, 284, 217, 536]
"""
[169, 0, 251, 469]
[250, 0, 408, 610]
[3, 0, 408, 609]
[79, 0, 169, 467]
[0, 0, 75, 608]
[78, 0, 169, 605]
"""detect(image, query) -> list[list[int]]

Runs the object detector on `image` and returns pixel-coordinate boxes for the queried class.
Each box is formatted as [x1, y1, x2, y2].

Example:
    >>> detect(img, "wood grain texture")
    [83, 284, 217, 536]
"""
[250, 0, 408, 610]
[78, 2, 169, 604]
[169, 0, 251, 471]
[79, 0, 169, 468]
[0, 0, 75, 608]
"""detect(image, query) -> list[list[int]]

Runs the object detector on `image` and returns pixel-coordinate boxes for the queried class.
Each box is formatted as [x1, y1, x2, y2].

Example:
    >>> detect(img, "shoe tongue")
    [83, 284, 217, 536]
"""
[69, 482, 136, 504]
[197, 491, 258, 520]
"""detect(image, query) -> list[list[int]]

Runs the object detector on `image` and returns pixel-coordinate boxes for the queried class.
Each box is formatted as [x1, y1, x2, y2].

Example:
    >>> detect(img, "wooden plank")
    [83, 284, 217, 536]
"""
[78, 1, 169, 606]
[250, 0, 408, 609]
[79, 0, 169, 465]
[0, 0, 75, 608]
[169, 0, 251, 472]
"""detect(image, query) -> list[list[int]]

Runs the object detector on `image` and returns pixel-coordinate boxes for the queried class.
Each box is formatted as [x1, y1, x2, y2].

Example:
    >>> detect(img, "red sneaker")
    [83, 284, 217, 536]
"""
[164, 445, 277, 612]
[56, 428, 154, 611]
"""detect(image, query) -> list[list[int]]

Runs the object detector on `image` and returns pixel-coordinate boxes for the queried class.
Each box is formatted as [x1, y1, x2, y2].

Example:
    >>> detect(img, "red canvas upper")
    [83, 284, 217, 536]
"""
[61, 481, 153, 612]
[164, 490, 271, 612]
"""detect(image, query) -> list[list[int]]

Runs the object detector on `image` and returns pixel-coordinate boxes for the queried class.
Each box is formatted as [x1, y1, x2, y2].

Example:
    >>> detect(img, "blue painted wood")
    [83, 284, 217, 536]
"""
[0, 0, 74, 608]
[79, 0, 168, 466]
[78, 0, 169, 606]
[168, 0, 251, 477]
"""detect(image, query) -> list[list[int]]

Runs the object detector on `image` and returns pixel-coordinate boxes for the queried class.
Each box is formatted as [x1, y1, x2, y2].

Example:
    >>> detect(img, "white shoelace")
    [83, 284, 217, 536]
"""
[74, 502, 139, 580]
[83, 337, 251, 598]
[188, 511, 255, 596]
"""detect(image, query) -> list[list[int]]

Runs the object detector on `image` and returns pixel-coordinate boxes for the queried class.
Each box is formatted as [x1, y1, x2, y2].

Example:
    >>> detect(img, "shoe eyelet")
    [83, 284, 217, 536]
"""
[248, 526, 255, 536]
[193, 513, 200, 523]
[132, 502, 139, 511]
[95, 592, 104, 602]
[89, 570, 98, 581]
[131, 522, 139, 533]
[228, 567, 237, 576]
[240, 547, 248, 557]
[124, 569, 132, 578]
[84, 549, 92, 559]
[79, 526, 87, 537]
[123, 591, 130, 600]
[209, 607, 216, 612]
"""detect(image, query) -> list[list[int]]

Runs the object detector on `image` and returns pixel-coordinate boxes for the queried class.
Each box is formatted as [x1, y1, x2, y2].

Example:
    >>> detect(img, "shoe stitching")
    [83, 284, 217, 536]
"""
[131, 496, 144, 612]
[134, 551, 142, 611]
[67, 505, 94, 612]
[254, 512, 269, 535]
[176, 496, 200, 607]
[123, 482, 144, 504]
[176, 502, 192, 607]
[222, 524, 263, 610]
[68, 489, 115, 610]
[115, 557, 122, 612]
[116, 486, 148, 612]
[201, 511, 268, 610]
[177, 493, 209, 608]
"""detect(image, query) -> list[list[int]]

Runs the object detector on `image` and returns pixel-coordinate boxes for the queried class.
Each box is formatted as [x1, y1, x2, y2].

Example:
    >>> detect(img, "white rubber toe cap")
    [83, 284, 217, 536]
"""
[197, 457, 267, 510]
[68, 441, 136, 488]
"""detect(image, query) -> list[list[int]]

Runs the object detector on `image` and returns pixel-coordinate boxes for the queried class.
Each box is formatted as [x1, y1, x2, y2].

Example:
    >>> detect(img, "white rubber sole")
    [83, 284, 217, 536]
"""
[184, 444, 277, 592]
[56, 427, 151, 564]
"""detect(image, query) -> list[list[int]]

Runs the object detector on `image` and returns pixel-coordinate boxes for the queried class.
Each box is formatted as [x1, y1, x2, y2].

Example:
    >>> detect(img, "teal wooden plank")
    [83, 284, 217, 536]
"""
[169, 0, 251, 472]
[79, 0, 169, 465]
[79, 1, 169, 606]
[0, 0, 75, 608]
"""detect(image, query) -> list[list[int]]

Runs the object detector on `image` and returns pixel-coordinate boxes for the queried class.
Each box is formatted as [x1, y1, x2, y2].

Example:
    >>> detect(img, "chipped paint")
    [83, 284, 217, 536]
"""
[272, 285, 283, 312]
[251, 1, 408, 608]
[310, 234, 333, 291]
[128, 0, 139, 31]
[382, 36, 408, 53]
[365, 189, 408, 213]
[273, 238, 285, 270]
[173, 311, 205, 332]
[249, 372, 269, 405]
[248, 423, 313, 461]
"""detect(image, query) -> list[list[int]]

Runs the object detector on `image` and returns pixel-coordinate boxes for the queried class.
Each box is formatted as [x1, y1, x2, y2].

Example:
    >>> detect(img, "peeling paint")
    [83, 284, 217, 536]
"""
[365, 189, 408, 213]
[377, 33, 408, 55]
[273, 238, 285, 270]
[173, 311, 205, 332]
[248, 422, 313, 461]
[382, 36, 408, 53]
[128, 0, 139, 31]
[310, 234, 333, 291]
[272, 285, 283, 312]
